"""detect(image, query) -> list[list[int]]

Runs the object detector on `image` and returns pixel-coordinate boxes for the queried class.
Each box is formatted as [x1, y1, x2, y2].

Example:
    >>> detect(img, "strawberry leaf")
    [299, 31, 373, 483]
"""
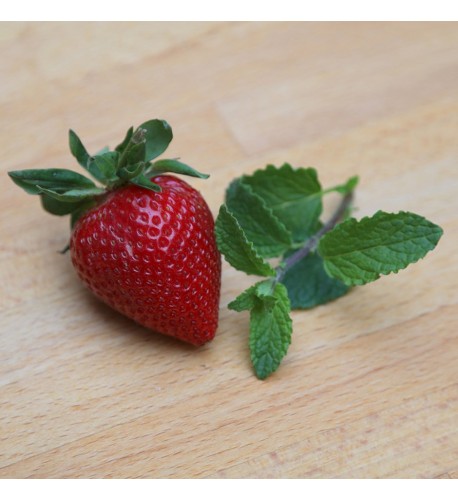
[70, 203, 95, 229]
[69, 129, 91, 170]
[115, 126, 134, 153]
[90, 151, 119, 183]
[130, 174, 162, 192]
[215, 205, 276, 277]
[138, 119, 173, 162]
[69, 130, 118, 184]
[38, 186, 105, 202]
[8, 168, 97, 195]
[118, 162, 146, 181]
[40, 194, 87, 216]
[123, 141, 146, 167]
[151, 159, 209, 179]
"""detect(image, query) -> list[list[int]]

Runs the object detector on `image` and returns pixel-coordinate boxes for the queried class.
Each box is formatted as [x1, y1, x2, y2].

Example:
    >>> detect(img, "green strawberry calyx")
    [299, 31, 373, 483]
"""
[8, 119, 209, 231]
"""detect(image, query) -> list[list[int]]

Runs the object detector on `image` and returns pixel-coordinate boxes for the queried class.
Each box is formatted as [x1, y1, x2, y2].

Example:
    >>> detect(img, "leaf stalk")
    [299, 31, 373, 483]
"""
[275, 190, 354, 283]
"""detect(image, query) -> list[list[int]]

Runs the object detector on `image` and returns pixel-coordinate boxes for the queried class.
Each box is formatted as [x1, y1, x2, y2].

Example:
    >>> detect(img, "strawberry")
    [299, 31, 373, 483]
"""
[9, 120, 221, 345]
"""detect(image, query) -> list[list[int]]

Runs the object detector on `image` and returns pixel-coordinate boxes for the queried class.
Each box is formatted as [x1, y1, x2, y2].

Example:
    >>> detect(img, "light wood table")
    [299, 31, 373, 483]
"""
[1, 22, 457, 478]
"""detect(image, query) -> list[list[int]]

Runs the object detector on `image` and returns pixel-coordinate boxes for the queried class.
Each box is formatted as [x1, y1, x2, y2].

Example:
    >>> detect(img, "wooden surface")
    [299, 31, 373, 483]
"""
[1, 22, 457, 479]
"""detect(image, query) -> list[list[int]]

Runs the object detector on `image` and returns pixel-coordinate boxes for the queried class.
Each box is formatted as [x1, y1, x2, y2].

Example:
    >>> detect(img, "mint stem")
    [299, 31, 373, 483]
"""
[275, 191, 354, 282]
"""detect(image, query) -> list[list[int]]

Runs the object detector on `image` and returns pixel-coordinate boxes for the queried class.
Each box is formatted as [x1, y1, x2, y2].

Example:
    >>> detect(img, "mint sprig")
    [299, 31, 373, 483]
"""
[230, 281, 292, 380]
[215, 164, 443, 380]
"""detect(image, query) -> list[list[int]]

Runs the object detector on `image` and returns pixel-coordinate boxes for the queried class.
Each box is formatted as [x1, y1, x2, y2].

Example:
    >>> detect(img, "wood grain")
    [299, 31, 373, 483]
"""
[1, 21, 457, 478]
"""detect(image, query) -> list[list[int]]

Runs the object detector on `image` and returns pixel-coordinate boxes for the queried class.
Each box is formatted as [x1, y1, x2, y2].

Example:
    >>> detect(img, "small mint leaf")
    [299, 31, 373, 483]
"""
[215, 205, 276, 277]
[249, 282, 292, 380]
[228, 285, 259, 312]
[8, 169, 97, 195]
[137, 119, 173, 162]
[241, 164, 323, 243]
[318, 211, 443, 286]
[151, 159, 209, 179]
[324, 175, 360, 195]
[226, 179, 292, 258]
[280, 251, 350, 309]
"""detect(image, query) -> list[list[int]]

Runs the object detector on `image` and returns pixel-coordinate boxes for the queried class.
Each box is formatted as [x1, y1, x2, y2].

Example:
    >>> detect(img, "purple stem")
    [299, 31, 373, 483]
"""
[275, 191, 354, 283]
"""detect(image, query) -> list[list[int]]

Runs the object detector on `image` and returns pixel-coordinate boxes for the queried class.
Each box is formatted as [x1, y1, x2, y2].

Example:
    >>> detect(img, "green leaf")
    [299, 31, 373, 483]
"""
[137, 119, 173, 162]
[8, 169, 97, 195]
[318, 211, 444, 286]
[280, 251, 350, 309]
[249, 282, 292, 380]
[228, 284, 259, 312]
[69, 130, 119, 183]
[40, 194, 86, 216]
[90, 151, 119, 182]
[215, 205, 276, 277]
[130, 174, 162, 192]
[324, 175, 360, 195]
[38, 186, 105, 202]
[118, 162, 146, 181]
[69, 129, 91, 170]
[151, 159, 209, 179]
[95, 146, 110, 155]
[71, 203, 94, 229]
[115, 126, 134, 153]
[241, 164, 323, 243]
[123, 141, 146, 167]
[225, 179, 293, 258]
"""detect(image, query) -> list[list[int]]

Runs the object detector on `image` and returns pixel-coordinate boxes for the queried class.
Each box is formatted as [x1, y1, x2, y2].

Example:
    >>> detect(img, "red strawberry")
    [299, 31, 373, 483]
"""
[8, 119, 221, 345]
[70, 175, 221, 345]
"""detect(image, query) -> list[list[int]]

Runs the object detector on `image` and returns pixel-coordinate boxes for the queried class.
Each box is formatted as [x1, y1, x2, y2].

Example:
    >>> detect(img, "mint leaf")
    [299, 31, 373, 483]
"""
[241, 164, 322, 243]
[318, 211, 443, 286]
[8, 169, 97, 195]
[215, 205, 275, 277]
[249, 282, 292, 380]
[324, 175, 360, 195]
[226, 179, 292, 258]
[228, 284, 259, 312]
[280, 251, 350, 309]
